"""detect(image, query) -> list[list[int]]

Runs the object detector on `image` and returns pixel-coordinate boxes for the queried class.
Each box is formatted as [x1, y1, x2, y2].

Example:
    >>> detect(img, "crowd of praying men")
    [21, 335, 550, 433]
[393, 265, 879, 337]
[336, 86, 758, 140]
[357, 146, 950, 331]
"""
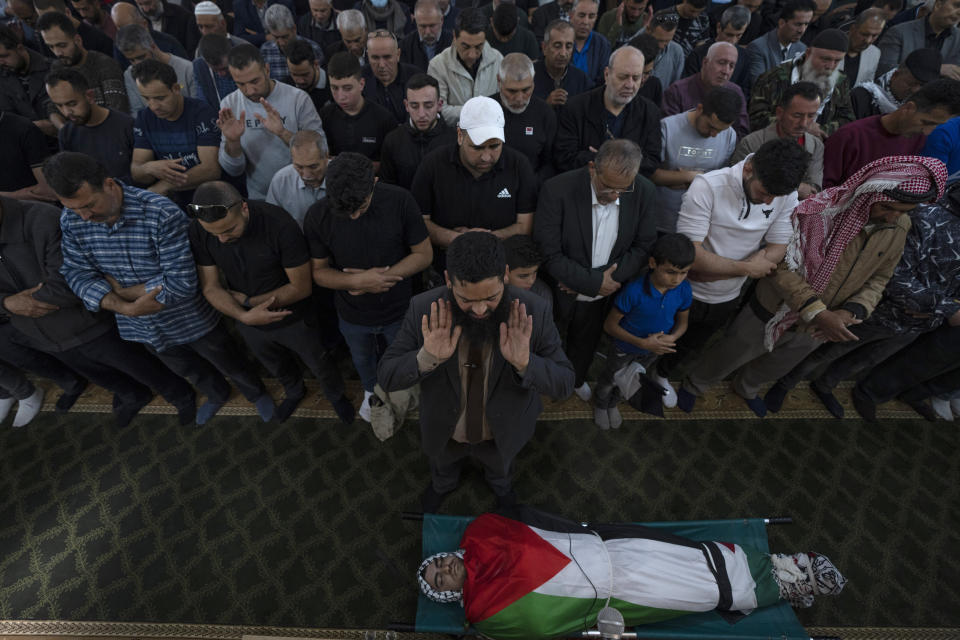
[1, 0, 960, 498]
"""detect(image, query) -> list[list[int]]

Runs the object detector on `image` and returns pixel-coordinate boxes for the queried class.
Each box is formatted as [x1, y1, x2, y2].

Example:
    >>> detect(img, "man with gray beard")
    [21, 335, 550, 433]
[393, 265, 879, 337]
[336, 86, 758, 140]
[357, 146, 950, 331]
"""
[490, 53, 557, 179]
[748, 28, 853, 138]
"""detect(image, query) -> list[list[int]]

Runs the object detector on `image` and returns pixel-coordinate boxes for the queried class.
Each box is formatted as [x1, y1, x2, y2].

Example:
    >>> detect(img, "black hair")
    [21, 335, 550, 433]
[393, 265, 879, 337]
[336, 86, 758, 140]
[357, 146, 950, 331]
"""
[684, 0, 709, 9]
[503, 235, 543, 269]
[455, 7, 487, 36]
[752, 138, 811, 196]
[651, 233, 695, 269]
[325, 152, 376, 217]
[779, 80, 821, 107]
[131, 58, 178, 88]
[44, 66, 90, 92]
[406, 72, 439, 97]
[447, 232, 506, 284]
[701, 86, 742, 124]
[198, 33, 232, 64]
[0, 24, 22, 50]
[42, 151, 107, 198]
[285, 37, 317, 64]
[779, 0, 816, 21]
[907, 78, 960, 115]
[227, 43, 264, 69]
[34, 0, 67, 12]
[492, 3, 518, 35]
[328, 50, 363, 79]
[36, 10, 77, 37]
[628, 32, 660, 64]
[871, 0, 901, 10]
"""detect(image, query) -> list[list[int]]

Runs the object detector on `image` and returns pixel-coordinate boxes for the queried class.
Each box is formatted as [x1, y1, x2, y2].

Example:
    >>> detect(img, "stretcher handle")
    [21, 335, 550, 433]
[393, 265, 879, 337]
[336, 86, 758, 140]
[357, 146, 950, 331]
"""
[765, 516, 794, 525]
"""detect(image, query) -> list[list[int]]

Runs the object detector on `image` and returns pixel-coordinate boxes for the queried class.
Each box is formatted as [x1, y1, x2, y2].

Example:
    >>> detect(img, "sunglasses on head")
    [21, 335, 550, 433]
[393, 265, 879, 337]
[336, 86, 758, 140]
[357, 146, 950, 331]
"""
[185, 201, 241, 219]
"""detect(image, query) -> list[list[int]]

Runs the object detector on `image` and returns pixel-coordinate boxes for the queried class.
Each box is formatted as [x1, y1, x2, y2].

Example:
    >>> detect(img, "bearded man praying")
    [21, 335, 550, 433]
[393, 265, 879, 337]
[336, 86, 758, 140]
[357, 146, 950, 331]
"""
[748, 28, 854, 138]
[378, 232, 575, 513]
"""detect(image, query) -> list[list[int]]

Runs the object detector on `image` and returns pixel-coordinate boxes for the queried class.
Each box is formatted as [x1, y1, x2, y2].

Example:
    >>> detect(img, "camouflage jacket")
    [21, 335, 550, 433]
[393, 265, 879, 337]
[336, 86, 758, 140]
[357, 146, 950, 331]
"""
[747, 57, 854, 135]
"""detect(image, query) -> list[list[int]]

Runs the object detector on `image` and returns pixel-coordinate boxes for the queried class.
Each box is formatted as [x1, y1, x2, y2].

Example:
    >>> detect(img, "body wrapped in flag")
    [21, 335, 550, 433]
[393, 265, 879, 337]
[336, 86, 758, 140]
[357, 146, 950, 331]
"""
[418, 509, 846, 640]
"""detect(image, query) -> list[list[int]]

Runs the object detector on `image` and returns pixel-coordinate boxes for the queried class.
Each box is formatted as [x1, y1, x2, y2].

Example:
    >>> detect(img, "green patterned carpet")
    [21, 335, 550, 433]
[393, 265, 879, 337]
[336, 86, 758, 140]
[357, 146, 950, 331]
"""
[0, 411, 957, 629]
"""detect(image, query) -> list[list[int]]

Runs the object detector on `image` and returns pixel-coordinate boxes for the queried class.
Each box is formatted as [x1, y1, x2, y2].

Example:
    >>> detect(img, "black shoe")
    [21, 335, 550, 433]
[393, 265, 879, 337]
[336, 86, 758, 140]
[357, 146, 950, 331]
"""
[899, 396, 936, 422]
[332, 394, 355, 425]
[495, 488, 517, 509]
[811, 383, 844, 418]
[744, 396, 767, 417]
[676, 387, 696, 413]
[173, 395, 197, 425]
[850, 385, 876, 422]
[764, 382, 788, 414]
[55, 381, 89, 413]
[421, 484, 453, 513]
[276, 393, 305, 423]
[114, 393, 153, 429]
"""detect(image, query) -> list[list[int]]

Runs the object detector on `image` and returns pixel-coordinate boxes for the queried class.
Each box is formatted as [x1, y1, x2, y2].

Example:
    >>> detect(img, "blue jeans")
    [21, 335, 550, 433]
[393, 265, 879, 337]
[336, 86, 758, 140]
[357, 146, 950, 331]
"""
[338, 316, 403, 392]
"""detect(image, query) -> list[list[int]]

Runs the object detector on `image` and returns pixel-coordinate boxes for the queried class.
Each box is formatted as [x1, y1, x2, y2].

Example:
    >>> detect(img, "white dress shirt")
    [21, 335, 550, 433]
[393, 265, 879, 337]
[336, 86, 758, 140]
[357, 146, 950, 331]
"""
[577, 184, 620, 302]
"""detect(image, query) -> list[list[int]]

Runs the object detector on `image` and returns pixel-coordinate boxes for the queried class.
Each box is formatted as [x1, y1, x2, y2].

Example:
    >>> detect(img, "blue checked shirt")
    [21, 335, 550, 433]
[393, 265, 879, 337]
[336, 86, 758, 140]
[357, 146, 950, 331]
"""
[260, 38, 325, 82]
[59, 184, 219, 351]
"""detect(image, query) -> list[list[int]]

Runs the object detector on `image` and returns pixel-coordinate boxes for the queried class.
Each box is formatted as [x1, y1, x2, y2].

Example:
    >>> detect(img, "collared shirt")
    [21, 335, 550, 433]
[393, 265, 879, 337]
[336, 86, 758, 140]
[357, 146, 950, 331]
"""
[924, 16, 950, 49]
[571, 31, 595, 76]
[261, 38, 325, 82]
[415, 338, 495, 443]
[577, 183, 620, 302]
[266, 164, 325, 228]
[59, 184, 219, 351]
[612, 274, 692, 354]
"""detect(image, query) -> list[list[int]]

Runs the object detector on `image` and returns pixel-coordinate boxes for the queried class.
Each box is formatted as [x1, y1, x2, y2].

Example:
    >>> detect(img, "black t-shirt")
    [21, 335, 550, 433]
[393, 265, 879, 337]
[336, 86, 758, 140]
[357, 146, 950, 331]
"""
[494, 92, 557, 175]
[188, 201, 312, 330]
[320, 99, 397, 160]
[410, 144, 539, 232]
[0, 111, 49, 191]
[303, 183, 428, 326]
[58, 109, 135, 182]
[844, 54, 861, 89]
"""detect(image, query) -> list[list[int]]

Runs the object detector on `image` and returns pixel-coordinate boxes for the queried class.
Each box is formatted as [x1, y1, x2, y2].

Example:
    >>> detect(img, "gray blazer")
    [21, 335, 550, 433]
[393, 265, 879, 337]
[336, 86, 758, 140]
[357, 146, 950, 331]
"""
[842, 44, 880, 86]
[377, 285, 574, 462]
[876, 17, 960, 76]
[729, 122, 824, 191]
[746, 29, 807, 87]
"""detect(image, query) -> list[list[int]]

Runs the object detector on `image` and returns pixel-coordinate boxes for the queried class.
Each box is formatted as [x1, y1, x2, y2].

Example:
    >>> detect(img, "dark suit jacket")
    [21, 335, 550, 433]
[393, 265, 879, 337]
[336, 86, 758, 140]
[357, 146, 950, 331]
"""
[531, 1, 561, 42]
[534, 167, 657, 302]
[876, 17, 960, 76]
[377, 285, 574, 461]
[159, 0, 201, 54]
[234, 0, 296, 46]
[399, 29, 453, 71]
[554, 86, 662, 176]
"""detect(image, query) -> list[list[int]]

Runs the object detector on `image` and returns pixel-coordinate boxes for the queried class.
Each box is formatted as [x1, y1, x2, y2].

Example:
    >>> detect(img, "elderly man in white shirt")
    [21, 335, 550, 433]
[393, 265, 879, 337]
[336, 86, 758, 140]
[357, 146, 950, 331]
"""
[650, 138, 810, 411]
[266, 130, 329, 228]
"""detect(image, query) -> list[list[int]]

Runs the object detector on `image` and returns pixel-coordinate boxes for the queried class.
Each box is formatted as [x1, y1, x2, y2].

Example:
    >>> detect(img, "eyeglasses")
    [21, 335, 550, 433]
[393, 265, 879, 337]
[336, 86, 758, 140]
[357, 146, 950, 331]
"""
[185, 201, 241, 219]
[367, 28, 398, 44]
[594, 174, 635, 196]
[652, 11, 679, 24]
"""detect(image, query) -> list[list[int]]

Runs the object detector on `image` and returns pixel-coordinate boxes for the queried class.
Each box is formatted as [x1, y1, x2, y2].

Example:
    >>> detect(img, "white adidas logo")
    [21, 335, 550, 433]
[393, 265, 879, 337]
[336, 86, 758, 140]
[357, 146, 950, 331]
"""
[497, 188, 511, 199]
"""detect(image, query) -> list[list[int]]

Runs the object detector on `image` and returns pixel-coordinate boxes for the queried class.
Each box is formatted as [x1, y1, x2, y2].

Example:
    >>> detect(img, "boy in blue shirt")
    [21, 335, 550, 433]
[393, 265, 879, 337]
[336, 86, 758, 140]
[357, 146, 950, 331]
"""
[594, 233, 694, 429]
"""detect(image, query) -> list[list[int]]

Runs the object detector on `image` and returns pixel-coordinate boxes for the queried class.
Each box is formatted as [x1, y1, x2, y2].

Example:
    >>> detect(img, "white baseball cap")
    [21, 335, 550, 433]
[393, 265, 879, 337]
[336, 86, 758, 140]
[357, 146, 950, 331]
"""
[194, 1, 222, 16]
[458, 96, 505, 145]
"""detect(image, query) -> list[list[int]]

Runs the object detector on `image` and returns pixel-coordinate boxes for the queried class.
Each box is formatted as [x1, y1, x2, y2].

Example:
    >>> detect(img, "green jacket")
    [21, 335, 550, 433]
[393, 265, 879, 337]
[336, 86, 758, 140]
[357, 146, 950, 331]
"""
[747, 57, 854, 135]
[597, 8, 646, 47]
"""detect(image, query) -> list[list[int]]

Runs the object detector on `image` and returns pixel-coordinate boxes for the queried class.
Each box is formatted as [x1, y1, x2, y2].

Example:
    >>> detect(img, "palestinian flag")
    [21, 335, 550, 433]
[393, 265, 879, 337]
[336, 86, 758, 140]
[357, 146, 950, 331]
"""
[460, 512, 782, 640]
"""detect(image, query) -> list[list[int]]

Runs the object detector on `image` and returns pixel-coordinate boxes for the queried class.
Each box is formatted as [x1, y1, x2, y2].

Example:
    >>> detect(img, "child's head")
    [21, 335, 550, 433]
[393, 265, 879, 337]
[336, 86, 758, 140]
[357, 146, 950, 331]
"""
[503, 235, 543, 290]
[649, 233, 695, 289]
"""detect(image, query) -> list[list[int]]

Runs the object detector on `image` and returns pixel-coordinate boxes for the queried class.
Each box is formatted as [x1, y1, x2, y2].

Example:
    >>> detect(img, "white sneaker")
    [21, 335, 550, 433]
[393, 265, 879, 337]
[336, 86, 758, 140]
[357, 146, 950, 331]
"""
[651, 373, 678, 408]
[358, 390, 373, 423]
[574, 382, 592, 402]
[932, 398, 954, 421]
[12, 387, 44, 427]
[0, 397, 14, 422]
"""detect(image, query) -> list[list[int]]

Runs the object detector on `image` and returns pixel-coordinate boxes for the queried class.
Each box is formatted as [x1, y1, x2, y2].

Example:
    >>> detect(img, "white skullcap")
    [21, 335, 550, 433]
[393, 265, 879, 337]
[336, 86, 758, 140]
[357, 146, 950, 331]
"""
[194, 1, 222, 16]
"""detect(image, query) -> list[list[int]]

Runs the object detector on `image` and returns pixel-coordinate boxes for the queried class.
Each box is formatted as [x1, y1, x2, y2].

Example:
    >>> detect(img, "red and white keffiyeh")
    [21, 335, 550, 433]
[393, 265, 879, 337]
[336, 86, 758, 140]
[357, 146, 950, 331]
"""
[763, 155, 948, 350]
